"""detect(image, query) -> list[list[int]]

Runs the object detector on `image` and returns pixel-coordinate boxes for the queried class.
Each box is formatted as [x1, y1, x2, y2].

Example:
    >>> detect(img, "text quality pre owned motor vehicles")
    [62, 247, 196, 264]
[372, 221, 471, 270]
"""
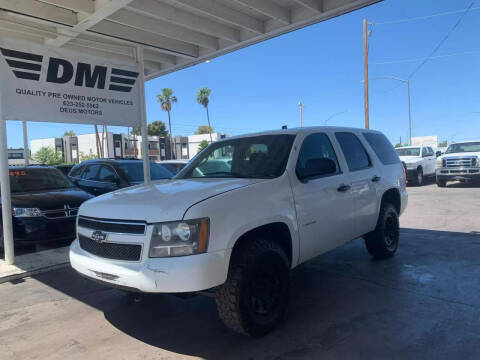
[1, 167, 93, 248]
[70, 127, 407, 336]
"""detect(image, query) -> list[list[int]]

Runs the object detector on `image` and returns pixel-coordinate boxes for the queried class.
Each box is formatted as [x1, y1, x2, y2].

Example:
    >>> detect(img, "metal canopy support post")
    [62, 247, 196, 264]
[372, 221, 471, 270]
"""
[136, 46, 151, 184]
[0, 113, 14, 264]
[22, 121, 29, 166]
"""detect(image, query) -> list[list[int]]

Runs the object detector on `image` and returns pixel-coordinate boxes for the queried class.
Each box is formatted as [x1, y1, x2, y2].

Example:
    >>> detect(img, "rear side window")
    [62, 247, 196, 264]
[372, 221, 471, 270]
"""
[69, 164, 84, 178]
[363, 132, 400, 165]
[335, 132, 371, 171]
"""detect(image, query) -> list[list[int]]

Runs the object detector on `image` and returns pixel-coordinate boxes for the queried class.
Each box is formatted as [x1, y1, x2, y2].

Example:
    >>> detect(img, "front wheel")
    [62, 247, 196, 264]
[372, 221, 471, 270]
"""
[436, 178, 447, 187]
[364, 203, 399, 259]
[216, 239, 290, 337]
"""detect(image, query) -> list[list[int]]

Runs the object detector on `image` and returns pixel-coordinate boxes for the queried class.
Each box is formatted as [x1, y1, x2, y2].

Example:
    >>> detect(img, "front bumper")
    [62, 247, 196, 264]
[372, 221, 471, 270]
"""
[436, 168, 480, 181]
[12, 216, 76, 244]
[69, 239, 232, 293]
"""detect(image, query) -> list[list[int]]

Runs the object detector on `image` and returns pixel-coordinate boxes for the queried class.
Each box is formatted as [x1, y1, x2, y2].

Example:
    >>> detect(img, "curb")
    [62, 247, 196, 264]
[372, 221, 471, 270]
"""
[0, 262, 70, 284]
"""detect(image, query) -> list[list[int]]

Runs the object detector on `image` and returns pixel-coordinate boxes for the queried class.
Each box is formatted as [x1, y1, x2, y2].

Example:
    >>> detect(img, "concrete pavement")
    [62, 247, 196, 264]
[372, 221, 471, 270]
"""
[1, 182, 480, 360]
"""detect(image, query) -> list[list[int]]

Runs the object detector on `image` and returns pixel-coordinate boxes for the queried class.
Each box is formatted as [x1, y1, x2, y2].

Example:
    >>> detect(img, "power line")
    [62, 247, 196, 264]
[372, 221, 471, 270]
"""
[374, 6, 480, 25]
[371, 49, 480, 65]
[407, 1, 475, 79]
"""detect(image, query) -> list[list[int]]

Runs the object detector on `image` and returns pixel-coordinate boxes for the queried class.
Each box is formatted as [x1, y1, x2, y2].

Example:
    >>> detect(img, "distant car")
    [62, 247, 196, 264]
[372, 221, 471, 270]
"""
[55, 164, 74, 176]
[0, 167, 93, 248]
[68, 159, 173, 196]
[156, 160, 188, 175]
[395, 145, 436, 186]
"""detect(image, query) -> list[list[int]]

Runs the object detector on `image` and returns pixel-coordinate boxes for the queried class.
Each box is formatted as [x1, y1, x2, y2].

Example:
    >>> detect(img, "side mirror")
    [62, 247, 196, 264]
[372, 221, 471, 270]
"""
[436, 151, 442, 157]
[297, 158, 337, 181]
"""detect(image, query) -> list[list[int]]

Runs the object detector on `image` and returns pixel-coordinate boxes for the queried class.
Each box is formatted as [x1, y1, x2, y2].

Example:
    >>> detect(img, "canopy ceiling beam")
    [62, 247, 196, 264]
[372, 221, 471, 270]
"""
[294, 0, 324, 12]
[38, 0, 95, 14]
[232, 0, 290, 24]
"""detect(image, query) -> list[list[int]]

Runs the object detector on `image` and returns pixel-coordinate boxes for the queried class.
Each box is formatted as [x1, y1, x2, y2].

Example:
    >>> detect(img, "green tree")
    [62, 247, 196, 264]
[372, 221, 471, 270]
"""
[439, 140, 448, 147]
[33, 146, 63, 165]
[131, 120, 168, 137]
[63, 130, 75, 137]
[198, 139, 209, 152]
[195, 125, 214, 135]
[196, 87, 213, 142]
[79, 151, 98, 161]
[395, 143, 402, 148]
[157, 88, 178, 159]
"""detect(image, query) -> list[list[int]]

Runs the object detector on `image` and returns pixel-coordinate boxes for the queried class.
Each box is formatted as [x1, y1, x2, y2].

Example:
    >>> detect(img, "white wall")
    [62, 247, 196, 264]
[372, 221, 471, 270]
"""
[76, 132, 114, 158]
[30, 138, 56, 155]
[187, 133, 222, 159]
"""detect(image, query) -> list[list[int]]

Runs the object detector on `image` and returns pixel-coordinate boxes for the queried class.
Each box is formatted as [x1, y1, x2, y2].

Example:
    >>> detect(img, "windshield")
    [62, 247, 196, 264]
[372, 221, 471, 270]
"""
[445, 142, 480, 154]
[160, 163, 186, 175]
[395, 147, 420, 156]
[118, 162, 172, 182]
[10, 168, 73, 193]
[177, 134, 296, 179]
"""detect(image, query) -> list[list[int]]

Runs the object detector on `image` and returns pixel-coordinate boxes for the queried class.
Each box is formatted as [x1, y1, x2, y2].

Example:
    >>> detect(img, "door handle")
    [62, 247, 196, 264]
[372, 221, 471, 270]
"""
[371, 175, 381, 182]
[337, 184, 351, 192]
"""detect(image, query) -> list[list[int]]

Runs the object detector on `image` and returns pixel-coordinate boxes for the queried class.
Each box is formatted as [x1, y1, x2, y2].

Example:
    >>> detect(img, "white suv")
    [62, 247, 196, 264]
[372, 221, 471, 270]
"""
[70, 127, 408, 336]
[395, 145, 436, 186]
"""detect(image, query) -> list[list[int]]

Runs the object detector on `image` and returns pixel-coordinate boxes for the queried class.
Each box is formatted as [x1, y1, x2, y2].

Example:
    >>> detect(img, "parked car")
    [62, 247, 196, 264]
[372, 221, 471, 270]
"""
[55, 164, 74, 176]
[0, 167, 93, 249]
[156, 160, 189, 175]
[68, 159, 173, 196]
[70, 127, 407, 336]
[395, 145, 436, 186]
[435, 140, 480, 187]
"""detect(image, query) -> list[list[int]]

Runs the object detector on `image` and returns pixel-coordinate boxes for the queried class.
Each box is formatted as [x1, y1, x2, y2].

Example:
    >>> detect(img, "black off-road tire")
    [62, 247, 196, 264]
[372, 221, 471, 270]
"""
[216, 239, 290, 337]
[436, 178, 447, 187]
[364, 203, 399, 259]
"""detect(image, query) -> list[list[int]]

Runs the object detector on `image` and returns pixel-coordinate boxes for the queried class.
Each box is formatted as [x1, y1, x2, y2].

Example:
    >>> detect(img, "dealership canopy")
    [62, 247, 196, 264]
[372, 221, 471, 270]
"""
[0, 0, 380, 265]
[0, 0, 380, 79]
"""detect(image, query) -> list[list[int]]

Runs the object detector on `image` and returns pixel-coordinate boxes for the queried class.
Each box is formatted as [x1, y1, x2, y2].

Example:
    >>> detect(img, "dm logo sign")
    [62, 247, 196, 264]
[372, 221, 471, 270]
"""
[0, 39, 141, 127]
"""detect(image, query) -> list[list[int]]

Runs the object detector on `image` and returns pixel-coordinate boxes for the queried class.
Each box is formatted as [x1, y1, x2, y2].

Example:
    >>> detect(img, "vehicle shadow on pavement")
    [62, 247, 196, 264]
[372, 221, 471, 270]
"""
[29, 228, 480, 359]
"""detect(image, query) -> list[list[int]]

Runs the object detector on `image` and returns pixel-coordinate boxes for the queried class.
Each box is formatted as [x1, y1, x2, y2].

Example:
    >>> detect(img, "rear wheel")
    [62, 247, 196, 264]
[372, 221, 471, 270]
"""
[436, 177, 447, 187]
[216, 239, 290, 337]
[364, 203, 399, 259]
[413, 167, 423, 186]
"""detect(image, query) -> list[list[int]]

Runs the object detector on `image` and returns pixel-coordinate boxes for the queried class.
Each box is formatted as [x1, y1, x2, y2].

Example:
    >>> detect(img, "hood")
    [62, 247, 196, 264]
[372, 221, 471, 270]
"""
[440, 152, 480, 159]
[399, 156, 421, 163]
[11, 187, 93, 210]
[79, 178, 267, 222]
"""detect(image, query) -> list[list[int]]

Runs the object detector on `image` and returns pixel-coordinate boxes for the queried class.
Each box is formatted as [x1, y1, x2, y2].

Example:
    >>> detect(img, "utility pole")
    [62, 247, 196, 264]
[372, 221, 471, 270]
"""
[298, 101, 305, 127]
[363, 19, 369, 129]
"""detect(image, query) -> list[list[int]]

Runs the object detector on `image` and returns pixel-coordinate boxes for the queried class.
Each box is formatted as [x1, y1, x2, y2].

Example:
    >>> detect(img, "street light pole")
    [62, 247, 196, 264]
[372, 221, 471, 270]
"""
[370, 76, 412, 145]
[298, 102, 305, 127]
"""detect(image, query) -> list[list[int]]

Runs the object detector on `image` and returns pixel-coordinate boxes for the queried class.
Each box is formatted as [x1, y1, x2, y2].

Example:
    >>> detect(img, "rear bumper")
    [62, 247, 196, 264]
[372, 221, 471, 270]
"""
[69, 239, 231, 293]
[436, 168, 480, 182]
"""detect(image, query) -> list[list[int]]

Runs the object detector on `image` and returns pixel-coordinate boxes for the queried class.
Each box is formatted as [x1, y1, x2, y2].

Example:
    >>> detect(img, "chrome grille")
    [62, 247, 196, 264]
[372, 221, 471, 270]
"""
[42, 205, 79, 219]
[78, 216, 146, 234]
[445, 157, 475, 168]
[79, 234, 142, 261]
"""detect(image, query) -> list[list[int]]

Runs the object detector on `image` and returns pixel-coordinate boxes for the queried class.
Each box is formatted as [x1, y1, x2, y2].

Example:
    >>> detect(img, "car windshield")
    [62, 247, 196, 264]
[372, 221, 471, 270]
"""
[118, 162, 173, 182]
[177, 134, 296, 179]
[10, 168, 73, 193]
[160, 163, 186, 175]
[445, 142, 480, 154]
[395, 147, 420, 156]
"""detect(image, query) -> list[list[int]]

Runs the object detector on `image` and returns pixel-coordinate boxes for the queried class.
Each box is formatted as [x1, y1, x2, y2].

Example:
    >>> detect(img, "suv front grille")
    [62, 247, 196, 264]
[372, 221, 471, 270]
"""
[79, 234, 142, 261]
[78, 216, 146, 234]
[445, 157, 475, 168]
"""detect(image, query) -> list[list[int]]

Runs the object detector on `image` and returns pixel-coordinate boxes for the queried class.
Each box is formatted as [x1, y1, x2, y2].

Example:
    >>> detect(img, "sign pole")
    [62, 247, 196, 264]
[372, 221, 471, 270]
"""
[0, 111, 14, 264]
[136, 46, 151, 184]
[22, 121, 29, 165]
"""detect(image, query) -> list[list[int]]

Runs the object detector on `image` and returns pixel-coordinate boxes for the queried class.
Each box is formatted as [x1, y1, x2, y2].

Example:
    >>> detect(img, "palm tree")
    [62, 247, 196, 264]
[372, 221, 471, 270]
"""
[156, 88, 177, 159]
[196, 87, 213, 142]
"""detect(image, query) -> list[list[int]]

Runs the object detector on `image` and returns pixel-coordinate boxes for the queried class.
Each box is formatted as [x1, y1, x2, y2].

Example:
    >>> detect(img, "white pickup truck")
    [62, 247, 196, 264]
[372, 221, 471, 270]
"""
[435, 140, 480, 187]
[395, 145, 436, 186]
[70, 127, 408, 337]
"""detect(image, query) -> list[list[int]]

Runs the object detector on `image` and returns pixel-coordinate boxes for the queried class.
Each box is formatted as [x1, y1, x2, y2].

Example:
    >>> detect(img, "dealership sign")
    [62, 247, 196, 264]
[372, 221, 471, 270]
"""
[0, 39, 141, 126]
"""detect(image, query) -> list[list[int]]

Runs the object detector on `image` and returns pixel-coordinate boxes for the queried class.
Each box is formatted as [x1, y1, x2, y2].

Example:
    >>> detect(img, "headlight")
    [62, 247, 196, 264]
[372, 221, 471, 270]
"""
[405, 162, 417, 169]
[436, 159, 443, 168]
[149, 218, 209, 258]
[12, 208, 42, 217]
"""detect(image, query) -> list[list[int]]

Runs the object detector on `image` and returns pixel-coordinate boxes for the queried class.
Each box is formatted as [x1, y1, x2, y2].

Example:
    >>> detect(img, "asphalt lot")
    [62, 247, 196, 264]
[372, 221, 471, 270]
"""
[1, 181, 480, 360]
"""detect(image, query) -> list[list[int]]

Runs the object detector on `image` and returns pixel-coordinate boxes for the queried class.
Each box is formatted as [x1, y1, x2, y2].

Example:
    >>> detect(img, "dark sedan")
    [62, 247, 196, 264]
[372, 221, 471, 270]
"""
[67, 159, 173, 196]
[0, 167, 93, 248]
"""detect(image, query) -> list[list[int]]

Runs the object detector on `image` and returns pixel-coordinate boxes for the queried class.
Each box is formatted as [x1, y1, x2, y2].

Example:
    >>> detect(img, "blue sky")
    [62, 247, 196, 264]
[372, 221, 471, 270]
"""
[6, 0, 480, 148]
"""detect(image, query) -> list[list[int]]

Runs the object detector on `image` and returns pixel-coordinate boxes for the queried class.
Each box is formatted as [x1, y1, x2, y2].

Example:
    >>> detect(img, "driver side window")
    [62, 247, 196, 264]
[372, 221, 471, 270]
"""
[296, 133, 341, 180]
